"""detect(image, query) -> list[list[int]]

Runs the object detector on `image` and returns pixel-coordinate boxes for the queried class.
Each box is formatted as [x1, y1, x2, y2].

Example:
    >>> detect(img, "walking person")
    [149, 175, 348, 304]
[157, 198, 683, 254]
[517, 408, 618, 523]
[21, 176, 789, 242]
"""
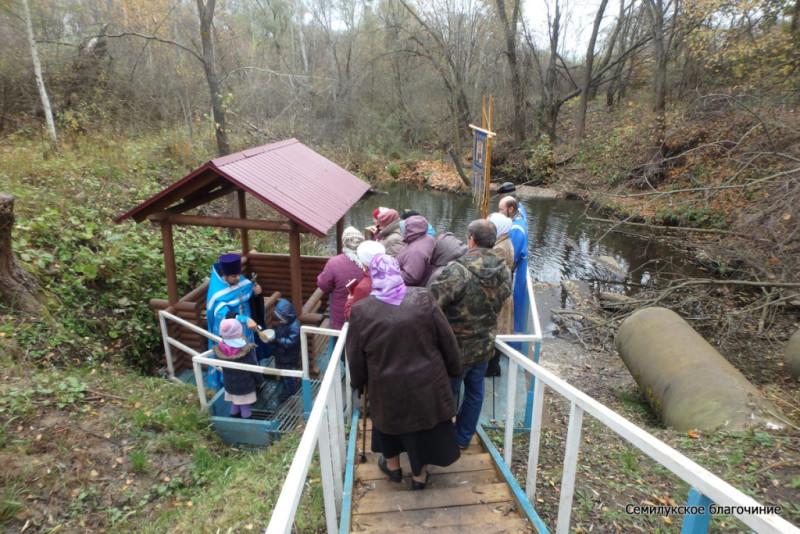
[317, 226, 365, 330]
[485, 213, 515, 377]
[344, 240, 385, 320]
[347, 253, 463, 490]
[395, 214, 436, 287]
[498, 196, 529, 350]
[430, 219, 511, 449]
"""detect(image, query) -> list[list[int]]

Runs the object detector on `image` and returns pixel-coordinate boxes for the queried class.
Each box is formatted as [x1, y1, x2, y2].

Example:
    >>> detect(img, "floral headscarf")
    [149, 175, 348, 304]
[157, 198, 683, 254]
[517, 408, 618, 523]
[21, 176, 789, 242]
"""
[369, 253, 407, 305]
[342, 226, 365, 265]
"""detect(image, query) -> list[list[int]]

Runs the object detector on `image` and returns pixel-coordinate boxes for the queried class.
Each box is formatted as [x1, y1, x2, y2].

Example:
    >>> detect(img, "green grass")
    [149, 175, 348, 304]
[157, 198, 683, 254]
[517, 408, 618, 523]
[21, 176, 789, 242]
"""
[0, 131, 330, 533]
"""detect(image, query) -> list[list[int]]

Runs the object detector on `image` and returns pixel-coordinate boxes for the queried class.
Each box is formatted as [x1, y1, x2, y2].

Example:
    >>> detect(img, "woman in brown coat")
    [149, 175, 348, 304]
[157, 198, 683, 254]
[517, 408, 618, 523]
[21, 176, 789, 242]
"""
[346, 253, 462, 490]
[486, 213, 516, 376]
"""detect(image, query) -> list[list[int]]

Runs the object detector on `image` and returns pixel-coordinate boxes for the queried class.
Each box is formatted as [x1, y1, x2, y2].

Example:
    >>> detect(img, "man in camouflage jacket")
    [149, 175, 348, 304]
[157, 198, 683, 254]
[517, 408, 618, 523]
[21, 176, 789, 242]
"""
[430, 219, 512, 449]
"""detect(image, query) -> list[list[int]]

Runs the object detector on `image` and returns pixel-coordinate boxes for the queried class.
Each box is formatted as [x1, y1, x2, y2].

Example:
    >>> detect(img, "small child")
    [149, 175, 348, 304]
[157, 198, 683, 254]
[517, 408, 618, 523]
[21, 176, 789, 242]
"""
[269, 299, 301, 400]
[213, 318, 263, 418]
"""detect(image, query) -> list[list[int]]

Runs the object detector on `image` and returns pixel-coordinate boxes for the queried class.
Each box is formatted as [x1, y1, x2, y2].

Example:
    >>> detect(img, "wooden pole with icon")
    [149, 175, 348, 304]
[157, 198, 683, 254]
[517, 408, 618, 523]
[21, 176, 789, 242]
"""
[469, 96, 496, 218]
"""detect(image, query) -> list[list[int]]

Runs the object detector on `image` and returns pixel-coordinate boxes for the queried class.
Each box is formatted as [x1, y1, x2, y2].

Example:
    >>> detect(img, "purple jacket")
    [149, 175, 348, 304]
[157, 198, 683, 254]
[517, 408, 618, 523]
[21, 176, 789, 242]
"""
[317, 254, 364, 329]
[395, 215, 436, 287]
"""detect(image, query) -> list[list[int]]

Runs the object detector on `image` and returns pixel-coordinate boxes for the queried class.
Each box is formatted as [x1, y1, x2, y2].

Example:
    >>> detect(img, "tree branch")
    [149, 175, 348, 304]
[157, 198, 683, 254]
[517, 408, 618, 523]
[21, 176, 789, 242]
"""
[104, 31, 202, 63]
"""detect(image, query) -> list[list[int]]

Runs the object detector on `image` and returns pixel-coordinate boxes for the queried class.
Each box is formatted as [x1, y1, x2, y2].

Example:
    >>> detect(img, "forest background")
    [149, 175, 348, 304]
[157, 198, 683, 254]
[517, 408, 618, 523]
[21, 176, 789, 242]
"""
[1, 0, 799, 532]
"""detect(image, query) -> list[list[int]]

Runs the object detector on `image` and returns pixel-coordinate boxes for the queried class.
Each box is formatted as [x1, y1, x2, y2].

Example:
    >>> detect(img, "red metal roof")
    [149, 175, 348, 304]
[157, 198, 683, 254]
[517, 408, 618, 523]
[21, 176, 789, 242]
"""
[116, 138, 370, 237]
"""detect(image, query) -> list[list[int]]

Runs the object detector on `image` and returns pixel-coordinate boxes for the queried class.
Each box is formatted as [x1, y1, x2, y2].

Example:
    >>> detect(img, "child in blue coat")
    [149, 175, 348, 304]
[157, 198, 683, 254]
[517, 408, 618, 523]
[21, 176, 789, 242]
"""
[270, 299, 301, 400]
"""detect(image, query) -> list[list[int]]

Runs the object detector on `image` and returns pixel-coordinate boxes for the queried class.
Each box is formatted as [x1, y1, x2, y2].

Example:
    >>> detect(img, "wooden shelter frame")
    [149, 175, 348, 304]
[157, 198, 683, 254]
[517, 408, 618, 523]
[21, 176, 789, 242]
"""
[116, 139, 369, 374]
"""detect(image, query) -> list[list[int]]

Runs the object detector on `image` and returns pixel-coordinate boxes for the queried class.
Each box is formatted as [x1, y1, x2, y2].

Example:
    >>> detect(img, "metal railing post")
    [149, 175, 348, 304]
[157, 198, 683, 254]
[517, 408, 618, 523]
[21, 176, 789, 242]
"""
[193, 360, 208, 411]
[159, 311, 176, 380]
[503, 345, 518, 467]
[317, 406, 338, 534]
[681, 488, 712, 534]
[525, 380, 546, 503]
[556, 402, 584, 534]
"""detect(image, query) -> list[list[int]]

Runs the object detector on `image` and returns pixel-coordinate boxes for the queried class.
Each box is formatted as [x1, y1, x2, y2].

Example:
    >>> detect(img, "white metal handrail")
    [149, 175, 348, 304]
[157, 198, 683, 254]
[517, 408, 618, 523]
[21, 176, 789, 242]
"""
[261, 273, 542, 533]
[157, 310, 310, 411]
[265, 324, 348, 534]
[261, 273, 798, 534]
[494, 339, 799, 534]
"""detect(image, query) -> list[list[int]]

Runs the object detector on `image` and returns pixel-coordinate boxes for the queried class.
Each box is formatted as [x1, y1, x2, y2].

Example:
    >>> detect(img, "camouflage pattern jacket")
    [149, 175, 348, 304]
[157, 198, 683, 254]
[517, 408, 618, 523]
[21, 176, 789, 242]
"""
[430, 247, 512, 367]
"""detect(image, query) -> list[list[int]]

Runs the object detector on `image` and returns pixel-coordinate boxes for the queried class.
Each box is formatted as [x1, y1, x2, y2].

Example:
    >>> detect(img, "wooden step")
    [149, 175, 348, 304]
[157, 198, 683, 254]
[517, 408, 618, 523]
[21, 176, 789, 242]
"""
[352, 502, 531, 533]
[354, 482, 515, 514]
[357, 452, 497, 483]
[358, 430, 484, 456]
[357, 468, 501, 492]
[350, 418, 533, 534]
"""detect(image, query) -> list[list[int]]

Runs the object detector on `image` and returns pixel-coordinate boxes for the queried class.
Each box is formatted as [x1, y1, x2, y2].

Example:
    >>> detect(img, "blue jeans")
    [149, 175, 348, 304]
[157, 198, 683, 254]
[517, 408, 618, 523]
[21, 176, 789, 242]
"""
[450, 361, 488, 448]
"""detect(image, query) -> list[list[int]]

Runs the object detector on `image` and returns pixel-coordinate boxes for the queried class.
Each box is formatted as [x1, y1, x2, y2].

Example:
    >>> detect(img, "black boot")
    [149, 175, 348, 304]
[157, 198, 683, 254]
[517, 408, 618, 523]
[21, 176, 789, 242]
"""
[485, 351, 501, 377]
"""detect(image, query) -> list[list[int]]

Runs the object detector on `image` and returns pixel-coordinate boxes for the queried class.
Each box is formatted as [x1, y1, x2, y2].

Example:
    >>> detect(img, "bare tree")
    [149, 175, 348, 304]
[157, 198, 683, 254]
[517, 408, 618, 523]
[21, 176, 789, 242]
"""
[196, 0, 230, 156]
[643, 0, 680, 115]
[525, 0, 650, 143]
[394, 0, 486, 154]
[493, 0, 525, 143]
[21, 0, 57, 152]
[573, 0, 610, 143]
[529, 0, 564, 142]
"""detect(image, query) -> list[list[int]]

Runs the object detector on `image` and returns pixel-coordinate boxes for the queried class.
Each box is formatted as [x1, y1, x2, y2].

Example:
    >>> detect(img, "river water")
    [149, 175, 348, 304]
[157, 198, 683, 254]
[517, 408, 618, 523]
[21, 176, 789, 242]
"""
[324, 182, 701, 335]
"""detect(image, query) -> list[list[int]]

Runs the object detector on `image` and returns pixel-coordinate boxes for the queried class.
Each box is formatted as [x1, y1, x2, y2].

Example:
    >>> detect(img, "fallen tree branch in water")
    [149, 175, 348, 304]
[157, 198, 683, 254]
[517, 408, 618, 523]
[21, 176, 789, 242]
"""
[587, 216, 736, 235]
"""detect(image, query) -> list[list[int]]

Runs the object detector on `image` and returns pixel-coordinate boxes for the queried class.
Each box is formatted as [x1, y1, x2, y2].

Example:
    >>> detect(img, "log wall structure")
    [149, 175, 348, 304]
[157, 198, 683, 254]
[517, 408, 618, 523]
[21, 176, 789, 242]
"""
[114, 140, 371, 376]
[151, 252, 330, 375]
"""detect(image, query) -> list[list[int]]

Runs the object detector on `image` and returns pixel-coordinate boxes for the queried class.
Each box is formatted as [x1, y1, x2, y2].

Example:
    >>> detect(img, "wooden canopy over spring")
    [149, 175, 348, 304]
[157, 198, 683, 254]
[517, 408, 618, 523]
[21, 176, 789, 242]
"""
[115, 139, 371, 312]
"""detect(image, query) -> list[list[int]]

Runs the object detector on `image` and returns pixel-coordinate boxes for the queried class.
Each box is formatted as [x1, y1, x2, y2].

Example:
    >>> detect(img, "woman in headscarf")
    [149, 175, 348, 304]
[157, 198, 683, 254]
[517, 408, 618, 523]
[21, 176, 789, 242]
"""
[317, 226, 365, 330]
[485, 213, 515, 377]
[376, 209, 405, 256]
[346, 254, 462, 490]
[395, 215, 436, 286]
[344, 240, 385, 320]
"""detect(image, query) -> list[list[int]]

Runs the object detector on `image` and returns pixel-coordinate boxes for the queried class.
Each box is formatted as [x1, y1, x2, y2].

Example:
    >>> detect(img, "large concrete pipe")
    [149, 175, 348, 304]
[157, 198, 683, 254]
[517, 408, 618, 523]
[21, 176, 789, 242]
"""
[783, 329, 800, 379]
[615, 307, 778, 431]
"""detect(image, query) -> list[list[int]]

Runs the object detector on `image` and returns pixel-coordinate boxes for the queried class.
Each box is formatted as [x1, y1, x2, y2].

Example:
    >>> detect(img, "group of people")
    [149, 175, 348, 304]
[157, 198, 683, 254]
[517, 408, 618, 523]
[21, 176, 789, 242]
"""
[206, 253, 302, 418]
[202, 182, 531, 489]
[345, 183, 530, 490]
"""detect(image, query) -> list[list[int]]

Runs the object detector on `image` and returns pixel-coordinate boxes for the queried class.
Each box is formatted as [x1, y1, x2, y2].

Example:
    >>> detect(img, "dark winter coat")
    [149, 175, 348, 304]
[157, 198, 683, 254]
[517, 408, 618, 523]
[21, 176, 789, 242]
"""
[430, 247, 512, 367]
[212, 342, 263, 395]
[346, 287, 462, 435]
[395, 215, 436, 287]
[423, 232, 468, 288]
[272, 299, 301, 366]
[317, 253, 364, 329]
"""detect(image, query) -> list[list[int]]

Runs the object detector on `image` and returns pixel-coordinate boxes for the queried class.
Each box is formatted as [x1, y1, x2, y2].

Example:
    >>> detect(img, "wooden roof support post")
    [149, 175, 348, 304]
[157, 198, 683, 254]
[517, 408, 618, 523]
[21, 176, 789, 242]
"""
[288, 221, 303, 314]
[237, 189, 249, 255]
[336, 218, 344, 254]
[161, 220, 179, 305]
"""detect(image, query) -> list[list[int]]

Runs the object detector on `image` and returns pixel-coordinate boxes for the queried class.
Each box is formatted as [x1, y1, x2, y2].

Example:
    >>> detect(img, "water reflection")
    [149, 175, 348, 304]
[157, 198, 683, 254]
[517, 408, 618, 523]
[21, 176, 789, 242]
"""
[324, 182, 699, 295]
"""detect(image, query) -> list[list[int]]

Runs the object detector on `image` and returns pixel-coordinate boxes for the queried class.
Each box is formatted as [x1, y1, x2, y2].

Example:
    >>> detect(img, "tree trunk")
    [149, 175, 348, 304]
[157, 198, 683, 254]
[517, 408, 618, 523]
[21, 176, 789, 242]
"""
[196, 0, 230, 157]
[494, 0, 525, 143]
[573, 0, 610, 143]
[540, 0, 561, 143]
[0, 193, 42, 313]
[644, 0, 668, 115]
[21, 0, 58, 153]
